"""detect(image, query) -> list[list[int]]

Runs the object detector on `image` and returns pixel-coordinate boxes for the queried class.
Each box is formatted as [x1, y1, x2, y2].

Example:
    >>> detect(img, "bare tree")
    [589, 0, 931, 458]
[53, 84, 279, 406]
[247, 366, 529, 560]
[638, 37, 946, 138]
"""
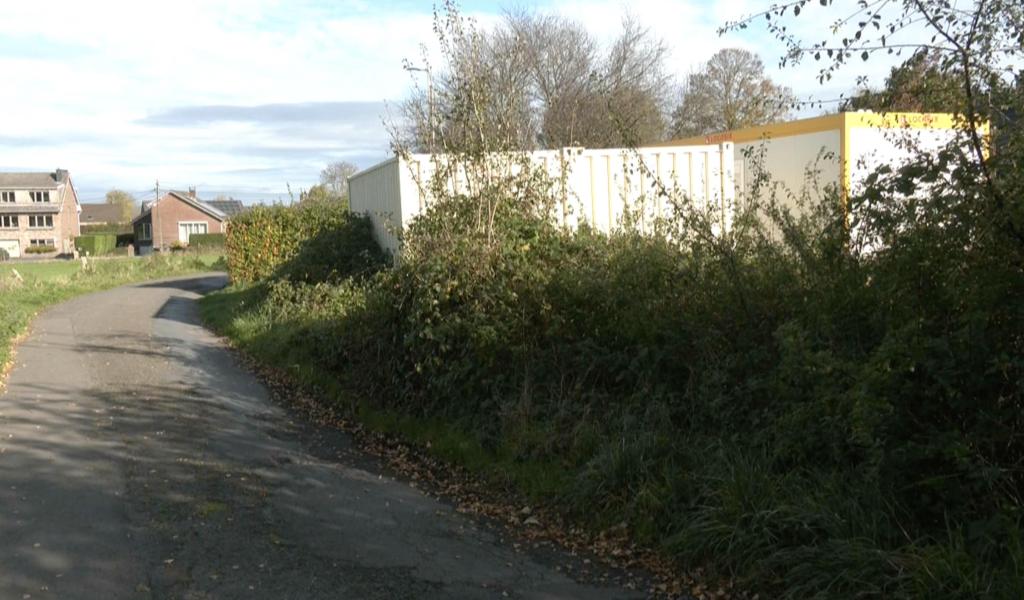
[398, 6, 675, 151]
[592, 16, 672, 147]
[320, 161, 359, 198]
[670, 48, 794, 138]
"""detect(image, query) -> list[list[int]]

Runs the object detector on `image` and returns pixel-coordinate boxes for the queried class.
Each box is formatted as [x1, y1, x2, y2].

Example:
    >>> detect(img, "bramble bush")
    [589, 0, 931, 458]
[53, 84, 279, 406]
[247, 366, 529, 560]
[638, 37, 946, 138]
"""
[210, 140, 1024, 597]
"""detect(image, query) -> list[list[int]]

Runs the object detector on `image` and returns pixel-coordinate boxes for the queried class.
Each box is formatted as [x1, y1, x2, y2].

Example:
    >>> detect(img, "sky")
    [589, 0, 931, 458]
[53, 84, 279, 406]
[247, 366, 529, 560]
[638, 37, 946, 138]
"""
[0, 0, 905, 204]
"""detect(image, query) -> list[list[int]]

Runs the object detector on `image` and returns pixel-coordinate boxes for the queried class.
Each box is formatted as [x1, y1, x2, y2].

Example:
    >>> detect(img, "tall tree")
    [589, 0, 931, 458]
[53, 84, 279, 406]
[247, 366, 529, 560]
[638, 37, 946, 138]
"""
[670, 48, 794, 138]
[399, 7, 674, 151]
[104, 189, 136, 222]
[319, 161, 359, 199]
[843, 50, 964, 112]
[299, 183, 341, 206]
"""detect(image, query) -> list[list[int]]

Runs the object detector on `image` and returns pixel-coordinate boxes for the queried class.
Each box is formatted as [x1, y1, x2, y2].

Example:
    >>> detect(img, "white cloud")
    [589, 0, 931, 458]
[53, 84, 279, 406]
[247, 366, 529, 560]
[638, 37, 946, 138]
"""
[0, 0, 916, 201]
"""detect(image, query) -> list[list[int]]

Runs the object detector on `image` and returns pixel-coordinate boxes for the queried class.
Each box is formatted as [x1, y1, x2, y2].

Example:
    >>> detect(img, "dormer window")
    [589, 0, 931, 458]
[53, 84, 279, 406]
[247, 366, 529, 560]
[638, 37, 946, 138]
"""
[30, 191, 50, 203]
[0, 191, 13, 202]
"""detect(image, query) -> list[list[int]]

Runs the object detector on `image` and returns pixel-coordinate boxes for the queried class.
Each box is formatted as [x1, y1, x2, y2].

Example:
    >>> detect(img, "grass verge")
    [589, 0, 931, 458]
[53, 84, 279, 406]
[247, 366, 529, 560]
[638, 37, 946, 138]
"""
[199, 283, 570, 501]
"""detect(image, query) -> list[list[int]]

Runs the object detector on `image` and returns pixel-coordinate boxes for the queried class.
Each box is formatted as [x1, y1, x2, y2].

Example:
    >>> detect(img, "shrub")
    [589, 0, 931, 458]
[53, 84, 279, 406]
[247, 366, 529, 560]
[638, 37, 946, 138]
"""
[81, 223, 131, 235]
[0, 247, 8, 261]
[188, 233, 226, 249]
[225, 202, 385, 284]
[24, 245, 57, 254]
[75, 234, 118, 256]
[211, 139, 1024, 597]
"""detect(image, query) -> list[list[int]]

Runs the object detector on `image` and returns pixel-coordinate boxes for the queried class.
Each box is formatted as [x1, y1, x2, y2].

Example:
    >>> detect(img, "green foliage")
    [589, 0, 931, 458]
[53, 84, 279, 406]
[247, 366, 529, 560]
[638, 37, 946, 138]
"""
[81, 223, 131, 235]
[0, 248, 9, 262]
[843, 50, 966, 113]
[75, 234, 118, 256]
[104, 188, 136, 222]
[204, 4, 1024, 597]
[225, 202, 385, 284]
[24, 245, 58, 254]
[299, 183, 347, 207]
[188, 233, 226, 249]
[209, 138, 1024, 596]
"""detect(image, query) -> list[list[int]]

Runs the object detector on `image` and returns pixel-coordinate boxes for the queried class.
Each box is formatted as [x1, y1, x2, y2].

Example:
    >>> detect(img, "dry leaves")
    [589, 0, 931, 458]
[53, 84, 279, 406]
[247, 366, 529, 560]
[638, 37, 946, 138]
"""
[233, 350, 749, 600]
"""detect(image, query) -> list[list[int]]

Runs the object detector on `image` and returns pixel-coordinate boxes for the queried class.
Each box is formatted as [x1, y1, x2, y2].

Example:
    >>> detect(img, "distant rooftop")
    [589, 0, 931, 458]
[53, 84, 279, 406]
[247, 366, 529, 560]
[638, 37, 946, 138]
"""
[80, 203, 126, 224]
[204, 198, 247, 218]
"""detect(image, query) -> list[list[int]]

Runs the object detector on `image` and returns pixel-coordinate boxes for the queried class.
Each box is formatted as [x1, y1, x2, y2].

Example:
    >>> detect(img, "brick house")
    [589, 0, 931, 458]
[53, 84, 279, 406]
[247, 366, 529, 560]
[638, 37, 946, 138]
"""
[132, 189, 228, 251]
[80, 203, 128, 227]
[0, 169, 81, 258]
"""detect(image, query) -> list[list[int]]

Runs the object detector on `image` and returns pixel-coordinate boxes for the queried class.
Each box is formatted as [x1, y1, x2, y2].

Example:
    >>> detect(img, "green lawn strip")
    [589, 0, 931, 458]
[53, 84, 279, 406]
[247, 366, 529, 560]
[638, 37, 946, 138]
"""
[199, 284, 572, 503]
[1, 254, 226, 382]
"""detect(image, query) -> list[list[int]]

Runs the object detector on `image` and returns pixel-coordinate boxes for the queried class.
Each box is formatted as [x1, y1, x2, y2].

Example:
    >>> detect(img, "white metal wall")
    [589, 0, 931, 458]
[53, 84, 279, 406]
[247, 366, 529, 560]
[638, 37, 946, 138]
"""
[348, 157, 403, 254]
[349, 143, 735, 255]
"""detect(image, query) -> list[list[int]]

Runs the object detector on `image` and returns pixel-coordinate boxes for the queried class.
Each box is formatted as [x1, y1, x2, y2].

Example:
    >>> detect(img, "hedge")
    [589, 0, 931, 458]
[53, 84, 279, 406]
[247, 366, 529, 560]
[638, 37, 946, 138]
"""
[75, 234, 118, 256]
[25, 245, 57, 254]
[189, 233, 226, 249]
[225, 203, 385, 284]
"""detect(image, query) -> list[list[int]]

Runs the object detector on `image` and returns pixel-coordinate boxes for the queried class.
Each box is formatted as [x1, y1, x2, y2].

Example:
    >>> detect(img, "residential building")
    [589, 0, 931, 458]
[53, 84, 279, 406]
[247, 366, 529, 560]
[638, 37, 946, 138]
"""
[80, 203, 128, 227]
[132, 188, 228, 251]
[0, 169, 81, 258]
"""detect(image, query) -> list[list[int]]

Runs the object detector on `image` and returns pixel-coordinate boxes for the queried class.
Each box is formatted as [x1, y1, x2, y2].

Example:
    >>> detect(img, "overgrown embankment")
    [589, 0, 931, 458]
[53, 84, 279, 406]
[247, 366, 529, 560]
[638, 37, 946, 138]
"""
[1, 254, 225, 382]
[202, 160, 1024, 598]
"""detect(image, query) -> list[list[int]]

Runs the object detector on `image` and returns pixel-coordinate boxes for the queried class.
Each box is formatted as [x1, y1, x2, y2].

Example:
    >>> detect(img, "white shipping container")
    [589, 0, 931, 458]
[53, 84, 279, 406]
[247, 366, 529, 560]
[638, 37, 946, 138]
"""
[657, 112, 982, 213]
[349, 144, 736, 255]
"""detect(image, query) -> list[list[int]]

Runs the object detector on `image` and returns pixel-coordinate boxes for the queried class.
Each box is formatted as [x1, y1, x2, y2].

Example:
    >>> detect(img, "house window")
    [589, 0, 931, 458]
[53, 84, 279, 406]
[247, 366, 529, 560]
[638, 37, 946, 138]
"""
[139, 222, 152, 241]
[178, 221, 208, 243]
[28, 215, 54, 228]
[30, 239, 54, 247]
[0, 215, 17, 228]
[29, 191, 51, 203]
[0, 191, 14, 202]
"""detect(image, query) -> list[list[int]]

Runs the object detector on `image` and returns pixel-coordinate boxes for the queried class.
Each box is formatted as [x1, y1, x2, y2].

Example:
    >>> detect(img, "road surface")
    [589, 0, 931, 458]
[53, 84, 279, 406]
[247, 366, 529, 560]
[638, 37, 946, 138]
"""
[0, 274, 640, 600]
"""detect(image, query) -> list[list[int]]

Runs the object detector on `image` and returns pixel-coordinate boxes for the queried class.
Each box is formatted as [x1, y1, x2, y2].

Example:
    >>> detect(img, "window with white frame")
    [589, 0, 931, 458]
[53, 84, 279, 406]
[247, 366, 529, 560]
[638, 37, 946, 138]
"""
[0, 191, 14, 202]
[28, 215, 53, 228]
[29, 191, 51, 203]
[30, 239, 54, 247]
[0, 215, 17, 228]
[178, 221, 208, 242]
[139, 222, 152, 240]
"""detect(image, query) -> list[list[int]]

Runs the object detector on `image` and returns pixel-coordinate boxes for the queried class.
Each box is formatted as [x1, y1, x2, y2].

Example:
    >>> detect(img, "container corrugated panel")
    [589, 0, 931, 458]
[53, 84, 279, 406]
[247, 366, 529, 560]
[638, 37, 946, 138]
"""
[349, 143, 735, 254]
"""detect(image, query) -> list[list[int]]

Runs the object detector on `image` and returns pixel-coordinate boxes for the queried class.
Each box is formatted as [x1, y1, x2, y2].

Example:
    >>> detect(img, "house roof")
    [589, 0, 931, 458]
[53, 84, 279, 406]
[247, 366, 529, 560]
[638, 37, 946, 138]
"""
[132, 191, 228, 224]
[204, 199, 246, 218]
[0, 170, 69, 190]
[80, 203, 126, 224]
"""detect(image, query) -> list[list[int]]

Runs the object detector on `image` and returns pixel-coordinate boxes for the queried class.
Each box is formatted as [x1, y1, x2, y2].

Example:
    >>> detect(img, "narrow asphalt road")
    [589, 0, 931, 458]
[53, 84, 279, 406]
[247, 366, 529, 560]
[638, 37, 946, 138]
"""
[0, 274, 642, 600]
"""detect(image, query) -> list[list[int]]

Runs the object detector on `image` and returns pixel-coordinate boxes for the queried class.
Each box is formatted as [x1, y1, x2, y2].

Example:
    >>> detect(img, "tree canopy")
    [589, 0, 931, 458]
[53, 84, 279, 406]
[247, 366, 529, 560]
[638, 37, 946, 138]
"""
[670, 48, 794, 138]
[104, 189, 136, 222]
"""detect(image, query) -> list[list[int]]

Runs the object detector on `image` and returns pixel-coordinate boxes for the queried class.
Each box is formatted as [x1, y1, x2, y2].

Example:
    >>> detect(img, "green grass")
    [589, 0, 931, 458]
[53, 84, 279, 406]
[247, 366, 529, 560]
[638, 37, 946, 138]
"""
[1, 253, 226, 378]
